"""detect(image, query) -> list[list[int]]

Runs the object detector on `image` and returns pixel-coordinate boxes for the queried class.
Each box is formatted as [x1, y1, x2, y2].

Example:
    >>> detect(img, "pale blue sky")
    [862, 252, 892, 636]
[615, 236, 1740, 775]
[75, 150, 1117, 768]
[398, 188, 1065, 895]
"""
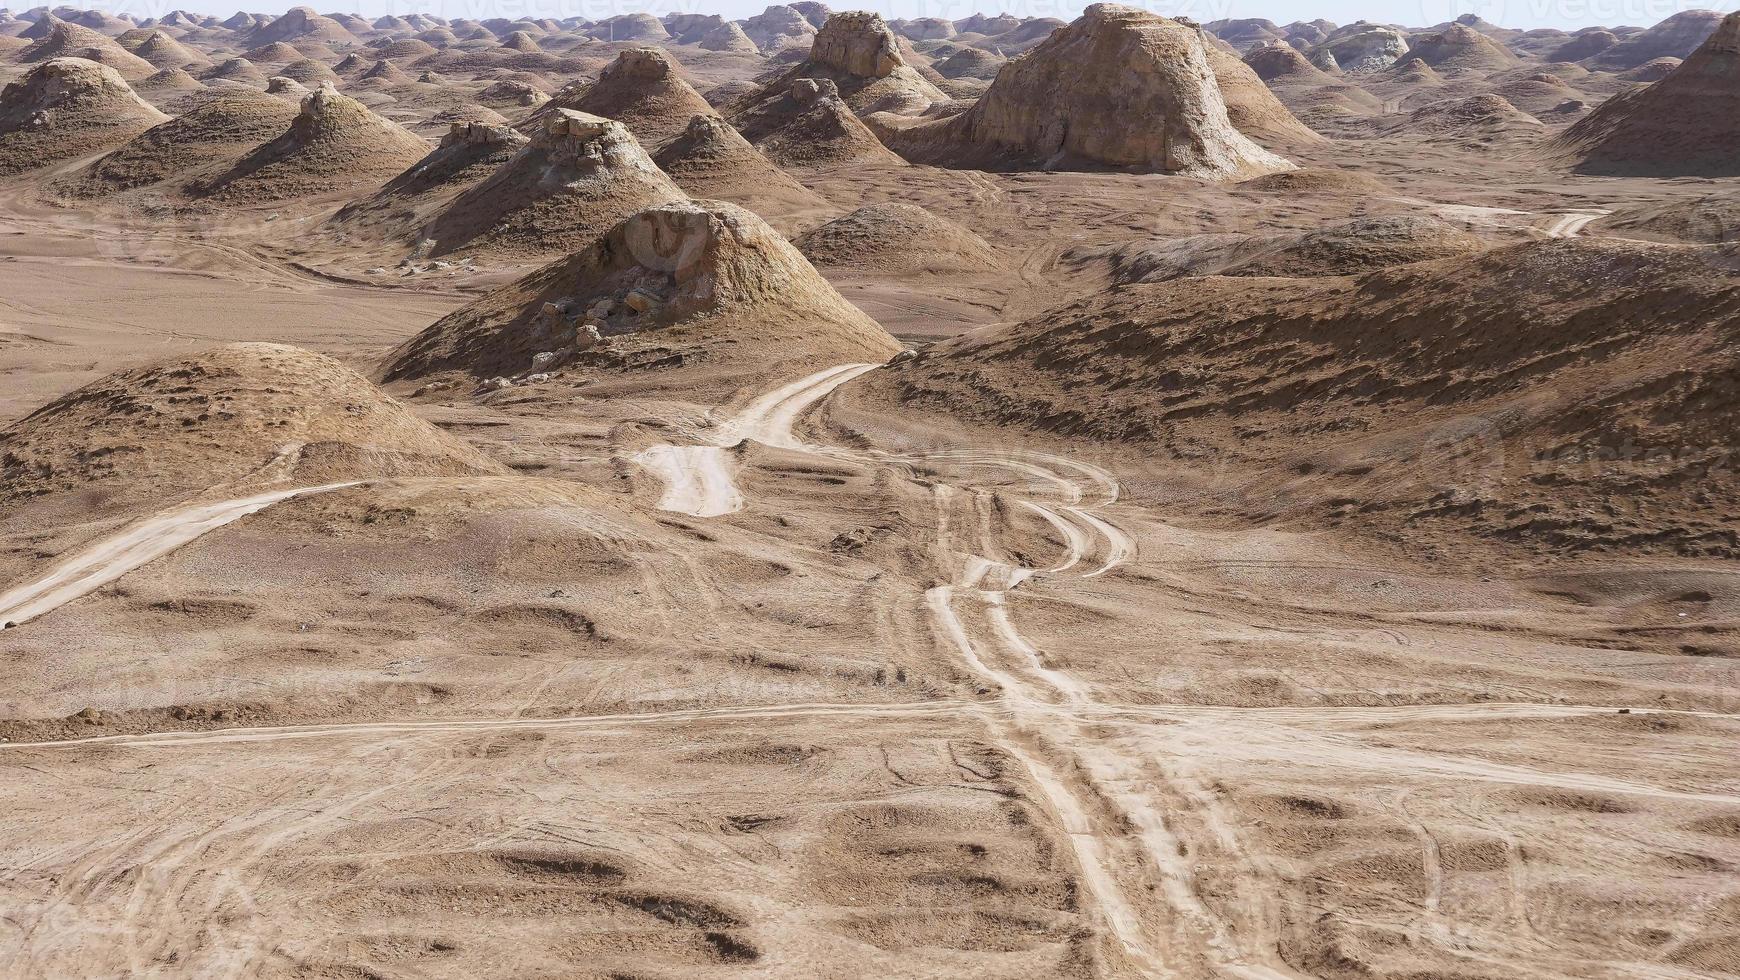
[45, 0, 1733, 33]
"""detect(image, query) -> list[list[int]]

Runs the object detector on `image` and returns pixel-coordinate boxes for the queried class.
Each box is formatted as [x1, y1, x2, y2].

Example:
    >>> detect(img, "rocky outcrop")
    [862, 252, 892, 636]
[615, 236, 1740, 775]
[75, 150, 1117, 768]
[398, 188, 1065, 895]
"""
[443, 120, 524, 148]
[811, 11, 902, 76]
[874, 5, 1293, 180]
[1556, 11, 1740, 175]
[1319, 24, 1409, 72]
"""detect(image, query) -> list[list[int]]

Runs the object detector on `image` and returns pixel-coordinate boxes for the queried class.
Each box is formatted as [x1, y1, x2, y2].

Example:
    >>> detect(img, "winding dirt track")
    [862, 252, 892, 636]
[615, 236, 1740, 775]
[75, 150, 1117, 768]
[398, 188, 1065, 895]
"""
[6, 364, 1732, 978]
[0, 482, 361, 630]
[631, 363, 883, 516]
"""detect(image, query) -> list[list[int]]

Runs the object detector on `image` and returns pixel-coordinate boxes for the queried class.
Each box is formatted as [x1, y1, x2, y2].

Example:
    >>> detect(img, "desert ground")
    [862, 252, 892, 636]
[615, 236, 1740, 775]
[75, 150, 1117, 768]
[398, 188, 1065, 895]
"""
[0, 4, 1738, 978]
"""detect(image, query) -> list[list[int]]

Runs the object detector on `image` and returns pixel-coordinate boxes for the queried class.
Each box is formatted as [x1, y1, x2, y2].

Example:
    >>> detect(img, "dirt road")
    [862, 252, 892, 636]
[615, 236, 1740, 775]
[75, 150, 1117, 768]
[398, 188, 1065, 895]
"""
[0, 483, 359, 630]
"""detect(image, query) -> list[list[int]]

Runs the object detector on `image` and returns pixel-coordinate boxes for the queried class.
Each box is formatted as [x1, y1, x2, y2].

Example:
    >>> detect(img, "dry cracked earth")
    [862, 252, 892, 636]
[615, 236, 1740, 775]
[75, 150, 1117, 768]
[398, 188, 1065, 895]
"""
[0, 4, 1738, 979]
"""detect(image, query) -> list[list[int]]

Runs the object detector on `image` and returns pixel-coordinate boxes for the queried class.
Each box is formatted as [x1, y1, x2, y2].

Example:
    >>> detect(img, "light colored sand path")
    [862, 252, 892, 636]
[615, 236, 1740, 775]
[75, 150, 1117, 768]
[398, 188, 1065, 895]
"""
[633, 363, 882, 517]
[630, 444, 743, 517]
[1541, 208, 1612, 238]
[0, 483, 360, 630]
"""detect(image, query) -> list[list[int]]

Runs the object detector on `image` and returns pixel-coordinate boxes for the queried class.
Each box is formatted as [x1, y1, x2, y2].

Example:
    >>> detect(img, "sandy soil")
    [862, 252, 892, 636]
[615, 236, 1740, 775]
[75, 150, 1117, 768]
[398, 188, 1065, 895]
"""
[0, 11, 1738, 980]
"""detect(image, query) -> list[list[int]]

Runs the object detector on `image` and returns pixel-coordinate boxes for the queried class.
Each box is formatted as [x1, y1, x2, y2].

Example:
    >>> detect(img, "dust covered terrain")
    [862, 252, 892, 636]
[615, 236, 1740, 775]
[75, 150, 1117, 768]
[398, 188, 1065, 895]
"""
[0, 5, 1738, 979]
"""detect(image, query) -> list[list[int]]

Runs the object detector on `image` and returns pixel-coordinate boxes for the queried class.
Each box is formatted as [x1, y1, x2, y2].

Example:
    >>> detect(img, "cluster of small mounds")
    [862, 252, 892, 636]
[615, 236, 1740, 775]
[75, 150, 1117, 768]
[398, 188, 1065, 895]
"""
[201, 82, 430, 203]
[381, 199, 899, 385]
[0, 57, 167, 177]
[794, 202, 1002, 274]
[1554, 12, 1740, 176]
[419, 109, 682, 258]
[17, 19, 157, 79]
[876, 4, 1296, 179]
[1063, 215, 1488, 283]
[881, 237, 1740, 557]
[0, 343, 503, 510]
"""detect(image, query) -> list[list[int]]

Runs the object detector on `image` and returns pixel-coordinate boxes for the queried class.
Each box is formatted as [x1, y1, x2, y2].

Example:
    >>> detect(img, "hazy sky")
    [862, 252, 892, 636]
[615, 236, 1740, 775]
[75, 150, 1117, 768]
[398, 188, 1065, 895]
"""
[45, 0, 1731, 33]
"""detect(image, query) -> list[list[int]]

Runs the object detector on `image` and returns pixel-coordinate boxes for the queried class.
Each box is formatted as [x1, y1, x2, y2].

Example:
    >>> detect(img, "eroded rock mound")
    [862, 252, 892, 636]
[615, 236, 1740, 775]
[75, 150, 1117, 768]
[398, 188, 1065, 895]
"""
[202, 82, 430, 202]
[1200, 36, 1324, 146]
[1549, 29, 1616, 62]
[1318, 25, 1409, 73]
[744, 77, 905, 166]
[876, 4, 1294, 179]
[651, 114, 827, 219]
[1244, 40, 1324, 81]
[0, 57, 168, 177]
[328, 120, 529, 248]
[381, 200, 899, 383]
[731, 10, 945, 122]
[1556, 12, 1740, 176]
[538, 48, 718, 151]
[1588, 10, 1723, 70]
[421, 109, 685, 258]
[1, 343, 503, 508]
[795, 201, 1002, 273]
[1395, 23, 1516, 71]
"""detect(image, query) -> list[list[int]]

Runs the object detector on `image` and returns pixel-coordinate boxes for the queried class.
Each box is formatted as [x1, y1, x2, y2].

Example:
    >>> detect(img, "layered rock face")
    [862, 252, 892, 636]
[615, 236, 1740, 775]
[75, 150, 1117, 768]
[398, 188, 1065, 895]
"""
[1556, 11, 1740, 175]
[885, 4, 1292, 179]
